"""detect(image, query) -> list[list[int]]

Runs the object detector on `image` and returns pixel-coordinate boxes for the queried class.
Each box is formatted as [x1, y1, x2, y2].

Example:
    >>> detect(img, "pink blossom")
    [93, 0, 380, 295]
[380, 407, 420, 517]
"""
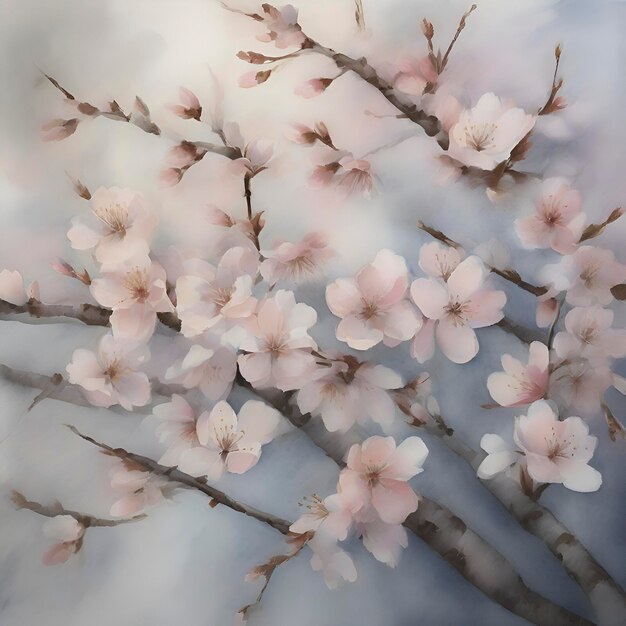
[308, 534, 357, 589]
[410, 256, 506, 363]
[553, 306, 626, 363]
[358, 521, 408, 568]
[336, 158, 376, 198]
[394, 57, 438, 96]
[476, 434, 517, 479]
[66, 333, 151, 410]
[223, 123, 274, 177]
[237, 290, 317, 391]
[42, 118, 79, 142]
[549, 361, 613, 415]
[150, 394, 202, 466]
[536, 295, 559, 328]
[165, 342, 237, 401]
[540, 245, 626, 306]
[42, 515, 84, 566]
[177, 400, 280, 479]
[90, 258, 174, 342]
[296, 359, 404, 432]
[0, 269, 29, 305]
[256, 3, 306, 49]
[418, 242, 462, 281]
[176, 247, 259, 337]
[260, 232, 334, 285]
[448, 93, 535, 170]
[326, 250, 420, 350]
[290, 493, 353, 541]
[513, 400, 602, 492]
[487, 341, 549, 407]
[410, 317, 436, 363]
[238, 70, 272, 89]
[168, 86, 202, 120]
[339, 436, 428, 524]
[515, 179, 585, 254]
[67, 187, 155, 268]
[294, 78, 333, 98]
[109, 459, 166, 516]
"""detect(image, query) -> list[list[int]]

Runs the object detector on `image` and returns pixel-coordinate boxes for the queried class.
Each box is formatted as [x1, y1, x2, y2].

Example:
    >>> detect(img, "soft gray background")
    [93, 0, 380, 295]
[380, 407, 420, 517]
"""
[0, 1, 624, 625]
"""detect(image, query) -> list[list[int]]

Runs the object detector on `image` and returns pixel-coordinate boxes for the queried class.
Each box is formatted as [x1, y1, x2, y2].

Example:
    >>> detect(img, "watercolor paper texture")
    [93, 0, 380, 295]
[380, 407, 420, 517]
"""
[1, 1, 625, 625]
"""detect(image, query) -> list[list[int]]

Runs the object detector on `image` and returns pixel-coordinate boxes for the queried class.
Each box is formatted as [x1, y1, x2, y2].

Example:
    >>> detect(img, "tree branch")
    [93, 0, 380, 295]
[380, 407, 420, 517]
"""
[1, 363, 593, 625]
[68, 426, 291, 534]
[11, 489, 145, 528]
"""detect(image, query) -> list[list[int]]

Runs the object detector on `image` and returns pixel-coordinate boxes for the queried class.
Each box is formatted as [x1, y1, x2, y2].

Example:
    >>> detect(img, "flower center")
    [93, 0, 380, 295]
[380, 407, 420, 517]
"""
[545, 428, 576, 461]
[579, 264, 599, 288]
[214, 421, 244, 454]
[359, 300, 379, 320]
[464, 122, 497, 152]
[286, 255, 316, 278]
[444, 299, 469, 326]
[364, 464, 385, 487]
[208, 286, 234, 309]
[123, 268, 150, 302]
[93, 203, 129, 237]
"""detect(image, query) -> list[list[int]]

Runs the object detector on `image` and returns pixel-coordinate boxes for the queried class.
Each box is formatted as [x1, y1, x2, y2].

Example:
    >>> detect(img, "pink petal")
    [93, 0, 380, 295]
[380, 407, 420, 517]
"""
[435, 318, 479, 363]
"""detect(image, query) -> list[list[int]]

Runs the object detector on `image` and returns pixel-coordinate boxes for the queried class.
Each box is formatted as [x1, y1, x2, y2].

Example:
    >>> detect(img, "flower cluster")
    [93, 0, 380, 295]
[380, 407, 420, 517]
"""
[290, 435, 429, 587]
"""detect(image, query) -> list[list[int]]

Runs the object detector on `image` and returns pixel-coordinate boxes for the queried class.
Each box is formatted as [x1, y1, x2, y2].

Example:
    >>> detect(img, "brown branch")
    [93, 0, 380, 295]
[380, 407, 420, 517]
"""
[41, 73, 241, 174]
[236, 378, 592, 626]
[440, 5, 477, 72]
[11, 490, 145, 528]
[417, 220, 548, 297]
[0, 362, 603, 624]
[68, 426, 291, 534]
[0, 298, 111, 326]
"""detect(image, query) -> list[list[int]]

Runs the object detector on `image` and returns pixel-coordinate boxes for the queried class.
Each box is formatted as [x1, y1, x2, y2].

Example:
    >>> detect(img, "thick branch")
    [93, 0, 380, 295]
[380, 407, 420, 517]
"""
[237, 379, 593, 626]
[2, 363, 593, 624]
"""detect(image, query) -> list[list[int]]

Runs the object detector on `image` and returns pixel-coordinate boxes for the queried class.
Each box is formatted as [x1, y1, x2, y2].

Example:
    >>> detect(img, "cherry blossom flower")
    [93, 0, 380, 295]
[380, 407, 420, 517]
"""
[256, 3, 306, 49]
[223, 123, 274, 177]
[513, 400, 602, 492]
[418, 241, 462, 281]
[540, 245, 626, 306]
[336, 158, 376, 198]
[308, 534, 357, 589]
[0, 269, 38, 305]
[339, 436, 428, 524]
[168, 86, 202, 120]
[290, 493, 352, 541]
[447, 93, 535, 171]
[515, 180, 585, 254]
[90, 258, 174, 342]
[177, 400, 280, 479]
[42, 118, 79, 142]
[42, 515, 84, 566]
[549, 360, 613, 415]
[536, 295, 559, 328]
[164, 342, 237, 401]
[553, 306, 626, 363]
[150, 394, 202, 466]
[66, 333, 151, 410]
[294, 78, 334, 98]
[296, 358, 403, 432]
[237, 290, 317, 391]
[109, 459, 167, 517]
[358, 521, 408, 568]
[67, 187, 155, 268]
[260, 232, 334, 285]
[410, 256, 506, 363]
[326, 250, 420, 350]
[393, 57, 438, 96]
[487, 341, 549, 407]
[176, 247, 259, 337]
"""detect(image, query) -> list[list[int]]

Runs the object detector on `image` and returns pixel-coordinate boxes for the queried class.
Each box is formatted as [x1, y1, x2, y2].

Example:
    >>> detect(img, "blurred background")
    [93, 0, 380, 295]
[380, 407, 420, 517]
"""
[0, 1, 624, 624]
